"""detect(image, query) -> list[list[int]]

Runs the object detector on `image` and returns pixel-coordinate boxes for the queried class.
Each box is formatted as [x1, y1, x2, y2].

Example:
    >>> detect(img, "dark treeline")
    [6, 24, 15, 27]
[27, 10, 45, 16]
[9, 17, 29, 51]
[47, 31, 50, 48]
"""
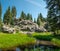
[0, 2, 46, 26]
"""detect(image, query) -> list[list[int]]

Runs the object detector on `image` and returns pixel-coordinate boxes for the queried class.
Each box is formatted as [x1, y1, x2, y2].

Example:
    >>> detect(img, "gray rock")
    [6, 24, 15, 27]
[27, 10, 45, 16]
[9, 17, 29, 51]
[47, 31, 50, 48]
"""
[15, 19, 46, 32]
[2, 25, 16, 34]
[2, 19, 47, 34]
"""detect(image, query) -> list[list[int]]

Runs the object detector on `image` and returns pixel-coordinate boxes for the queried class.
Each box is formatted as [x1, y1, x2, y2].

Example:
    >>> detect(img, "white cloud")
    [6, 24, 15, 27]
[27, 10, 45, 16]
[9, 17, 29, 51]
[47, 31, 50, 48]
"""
[25, 0, 44, 8]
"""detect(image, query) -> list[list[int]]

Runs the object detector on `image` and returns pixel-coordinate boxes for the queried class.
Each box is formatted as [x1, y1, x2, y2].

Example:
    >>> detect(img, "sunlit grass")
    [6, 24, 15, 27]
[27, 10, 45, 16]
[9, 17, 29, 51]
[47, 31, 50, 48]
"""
[0, 32, 36, 49]
[32, 32, 52, 36]
[51, 38, 60, 47]
[32, 32, 53, 41]
[32, 32, 60, 46]
[0, 32, 60, 49]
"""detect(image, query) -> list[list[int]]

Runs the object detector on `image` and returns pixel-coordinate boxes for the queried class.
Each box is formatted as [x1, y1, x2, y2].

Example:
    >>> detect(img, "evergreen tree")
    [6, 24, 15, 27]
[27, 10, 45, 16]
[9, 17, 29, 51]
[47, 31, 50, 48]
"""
[3, 6, 12, 25]
[47, 10, 58, 32]
[45, 0, 60, 34]
[37, 13, 44, 26]
[27, 13, 32, 20]
[0, 3, 2, 22]
[20, 11, 26, 20]
[39, 13, 44, 22]
[30, 14, 32, 20]
[11, 6, 17, 18]
[37, 14, 40, 26]
[34, 18, 36, 23]
[11, 6, 17, 25]
[0, 3, 2, 31]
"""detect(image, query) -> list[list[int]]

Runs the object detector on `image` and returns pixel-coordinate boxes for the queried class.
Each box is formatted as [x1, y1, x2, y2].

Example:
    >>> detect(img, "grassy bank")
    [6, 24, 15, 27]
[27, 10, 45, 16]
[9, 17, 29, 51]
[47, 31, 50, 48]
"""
[0, 32, 60, 49]
[0, 32, 36, 49]
[32, 32, 60, 46]
[32, 32, 53, 41]
[51, 38, 60, 47]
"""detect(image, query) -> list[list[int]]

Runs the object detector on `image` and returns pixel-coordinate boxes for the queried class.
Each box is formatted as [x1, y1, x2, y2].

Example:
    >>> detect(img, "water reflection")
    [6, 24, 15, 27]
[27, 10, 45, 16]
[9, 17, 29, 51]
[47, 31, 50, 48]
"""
[0, 46, 60, 51]
[40, 46, 45, 51]
[0, 49, 2, 51]
[16, 46, 60, 51]
[16, 48, 20, 51]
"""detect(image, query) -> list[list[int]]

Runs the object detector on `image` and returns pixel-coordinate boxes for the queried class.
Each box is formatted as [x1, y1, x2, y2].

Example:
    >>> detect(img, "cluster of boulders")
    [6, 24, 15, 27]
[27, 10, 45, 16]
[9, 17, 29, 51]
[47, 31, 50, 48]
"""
[15, 19, 46, 32]
[15, 20, 38, 32]
[2, 25, 16, 34]
[2, 19, 47, 34]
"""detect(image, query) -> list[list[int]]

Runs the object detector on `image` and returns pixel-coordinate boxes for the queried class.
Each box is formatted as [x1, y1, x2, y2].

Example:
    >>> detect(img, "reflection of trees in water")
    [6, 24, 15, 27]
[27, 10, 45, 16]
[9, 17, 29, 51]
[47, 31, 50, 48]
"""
[0, 46, 60, 51]
[16, 46, 60, 51]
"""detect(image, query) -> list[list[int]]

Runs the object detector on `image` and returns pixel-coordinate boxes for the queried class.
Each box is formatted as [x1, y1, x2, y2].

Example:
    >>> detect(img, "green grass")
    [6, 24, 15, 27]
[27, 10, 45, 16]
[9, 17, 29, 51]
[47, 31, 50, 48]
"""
[32, 32, 52, 36]
[0, 32, 36, 49]
[32, 32, 53, 41]
[51, 38, 60, 47]
[32, 32, 60, 47]
[0, 32, 60, 49]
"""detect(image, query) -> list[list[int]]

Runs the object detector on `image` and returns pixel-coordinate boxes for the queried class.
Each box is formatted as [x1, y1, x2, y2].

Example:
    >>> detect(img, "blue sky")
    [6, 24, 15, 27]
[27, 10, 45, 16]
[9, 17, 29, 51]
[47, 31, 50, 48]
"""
[0, 0, 47, 19]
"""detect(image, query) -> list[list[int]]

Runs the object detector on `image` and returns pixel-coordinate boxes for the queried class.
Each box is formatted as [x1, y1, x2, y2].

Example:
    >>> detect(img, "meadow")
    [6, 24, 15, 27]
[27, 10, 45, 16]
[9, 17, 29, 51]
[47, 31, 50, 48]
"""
[0, 32, 36, 49]
[0, 32, 60, 49]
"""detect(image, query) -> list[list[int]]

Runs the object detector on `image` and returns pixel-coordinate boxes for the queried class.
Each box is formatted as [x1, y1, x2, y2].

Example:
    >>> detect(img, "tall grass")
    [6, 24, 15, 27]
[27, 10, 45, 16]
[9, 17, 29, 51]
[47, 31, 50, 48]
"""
[0, 32, 36, 49]
[32, 32, 53, 41]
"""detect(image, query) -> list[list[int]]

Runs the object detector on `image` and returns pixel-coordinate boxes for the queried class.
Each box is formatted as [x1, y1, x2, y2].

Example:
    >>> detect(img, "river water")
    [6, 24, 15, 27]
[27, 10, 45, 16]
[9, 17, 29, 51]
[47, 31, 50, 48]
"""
[16, 45, 60, 51]
[0, 46, 60, 51]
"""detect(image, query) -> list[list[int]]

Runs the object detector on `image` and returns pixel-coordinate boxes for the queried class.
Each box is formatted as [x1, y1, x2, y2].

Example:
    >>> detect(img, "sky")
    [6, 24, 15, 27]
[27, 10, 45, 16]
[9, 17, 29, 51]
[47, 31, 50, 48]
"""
[0, 0, 47, 19]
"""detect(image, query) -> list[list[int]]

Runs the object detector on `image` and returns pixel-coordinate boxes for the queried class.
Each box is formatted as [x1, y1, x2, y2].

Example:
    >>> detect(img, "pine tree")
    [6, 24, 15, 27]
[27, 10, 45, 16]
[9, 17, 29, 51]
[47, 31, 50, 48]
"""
[37, 15, 40, 26]
[0, 3, 2, 22]
[45, 0, 60, 34]
[20, 11, 26, 20]
[0, 3, 2, 31]
[37, 13, 44, 26]
[3, 6, 12, 25]
[29, 14, 32, 21]
[34, 18, 36, 23]
[11, 6, 17, 18]
[11, 6, 17, 25]
[27, 13, 32, 20]
[39, 13, 44, 22]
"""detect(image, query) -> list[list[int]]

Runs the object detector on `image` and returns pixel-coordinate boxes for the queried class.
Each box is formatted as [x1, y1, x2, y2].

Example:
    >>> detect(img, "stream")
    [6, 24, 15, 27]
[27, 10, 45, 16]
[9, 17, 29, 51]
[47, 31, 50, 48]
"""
[0, 40, 60, 51]
[0, 44, 60, 51]
[16, 45, 60, 51]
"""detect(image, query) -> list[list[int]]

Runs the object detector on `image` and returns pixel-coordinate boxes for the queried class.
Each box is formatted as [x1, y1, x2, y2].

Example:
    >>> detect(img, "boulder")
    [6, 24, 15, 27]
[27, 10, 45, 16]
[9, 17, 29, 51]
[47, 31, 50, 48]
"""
[2, 25, 16, 34]
[15, 19, 46, 32]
